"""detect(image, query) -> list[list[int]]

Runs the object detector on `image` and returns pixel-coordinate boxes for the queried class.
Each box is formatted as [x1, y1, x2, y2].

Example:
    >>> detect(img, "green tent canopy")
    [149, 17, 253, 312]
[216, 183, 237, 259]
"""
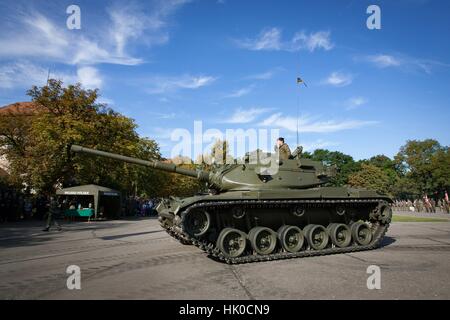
[56, 184, 121, 219]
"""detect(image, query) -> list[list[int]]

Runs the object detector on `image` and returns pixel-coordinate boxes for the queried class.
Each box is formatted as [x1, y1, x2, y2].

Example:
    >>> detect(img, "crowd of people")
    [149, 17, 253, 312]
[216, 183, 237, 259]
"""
[0, 190, 49, 222]
[392, 193, 450, 214]
[123, 197, 160, 217]
[0, 187, 160, 223]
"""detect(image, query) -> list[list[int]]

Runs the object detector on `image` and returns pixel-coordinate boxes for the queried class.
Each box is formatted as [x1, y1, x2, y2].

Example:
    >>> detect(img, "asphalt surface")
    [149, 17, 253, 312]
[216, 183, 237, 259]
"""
[0, 216, 449, 299]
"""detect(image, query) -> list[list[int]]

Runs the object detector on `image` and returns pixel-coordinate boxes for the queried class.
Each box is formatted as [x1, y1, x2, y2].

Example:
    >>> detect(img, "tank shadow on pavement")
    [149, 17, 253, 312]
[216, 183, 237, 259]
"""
[379, 236, 396, 248]
[100, 230, 165, 240]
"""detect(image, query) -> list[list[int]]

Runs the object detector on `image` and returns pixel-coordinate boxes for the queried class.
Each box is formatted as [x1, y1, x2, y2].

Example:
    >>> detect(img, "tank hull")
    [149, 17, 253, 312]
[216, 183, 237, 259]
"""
[157, 187, 392, 264]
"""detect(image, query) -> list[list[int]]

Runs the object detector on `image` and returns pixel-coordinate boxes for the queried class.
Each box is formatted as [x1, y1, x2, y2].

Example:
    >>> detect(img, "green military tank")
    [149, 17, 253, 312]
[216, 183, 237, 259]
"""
[71, 145, 392, 264]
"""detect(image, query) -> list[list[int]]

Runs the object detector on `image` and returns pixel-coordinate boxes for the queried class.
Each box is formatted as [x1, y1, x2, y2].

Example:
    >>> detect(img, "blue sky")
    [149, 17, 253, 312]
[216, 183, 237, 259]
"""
[0, 0, 449, 160]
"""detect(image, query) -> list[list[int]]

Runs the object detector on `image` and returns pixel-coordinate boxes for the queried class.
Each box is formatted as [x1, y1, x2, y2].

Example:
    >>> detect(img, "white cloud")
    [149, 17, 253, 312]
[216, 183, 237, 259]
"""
[363, 53, 450, 74]
[291, 31, 334, 52]
[0, 61, 74, 89]
[146, 74, 216, 94]
[259, 113, 376, 133]
[323, 71, 353, 87]
[224, 107, 271, 124]
[108, 7, 151, 57]
[107, 0, 188, 57]
[0, 61, 48, 89]
[236, 28, 334, 52]
[0, 61, 103, 90]
[76, 67, 103, 89]
[224, 85, 254, 98]
[302, 139, 339, 151]
[0, 1, 188, 67]
[71, 38, 143, 66]
[237, 27, 282, 51]
[367, 54, 401, 68]
[346, 97, 368, 110]
[97, 97, 115, 106]
[0, 13, 139, 66]
[246, 71, 273, 80]
[245, 67, 283, 80]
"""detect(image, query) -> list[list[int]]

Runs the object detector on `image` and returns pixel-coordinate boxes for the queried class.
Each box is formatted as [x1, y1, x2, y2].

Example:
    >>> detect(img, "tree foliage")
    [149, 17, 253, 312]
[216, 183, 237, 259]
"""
[22, 80, 152, 193]
[304, 141, 449, 198]
[361, 154, 399, 194]
[348, 163, 391, 195]
[0, 108, 34, 188]
[157, 156, 205, 197]
[303, 149, 360, 186]
[394, 139, 449, 196]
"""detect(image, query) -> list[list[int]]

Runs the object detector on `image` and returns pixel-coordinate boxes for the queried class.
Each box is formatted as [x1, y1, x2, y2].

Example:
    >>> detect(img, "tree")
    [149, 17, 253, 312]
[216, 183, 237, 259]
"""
[0, 79, 162, 196]
[305, 149, 360, 186]
[26, 80, 148, 193]
[348, 163, 391, 195]
[361, 154, 400, 195]
[157, 156, 205, 197]
[391, 176, 420, 199]
[394, 139, 445, 194]
[0, 106, 35, 188]
[429, 147, 450, 193]
[365, 155, 396, 170]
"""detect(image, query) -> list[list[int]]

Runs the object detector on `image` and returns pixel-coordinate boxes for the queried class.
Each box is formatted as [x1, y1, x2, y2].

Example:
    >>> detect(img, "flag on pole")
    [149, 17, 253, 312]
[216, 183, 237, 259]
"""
[297, 77, 307, 87]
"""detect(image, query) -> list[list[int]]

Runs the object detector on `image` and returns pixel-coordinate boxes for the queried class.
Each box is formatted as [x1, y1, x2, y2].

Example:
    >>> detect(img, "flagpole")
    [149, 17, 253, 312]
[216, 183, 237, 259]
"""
[296, 83, 300, 147]
[296, 72, 307, 148]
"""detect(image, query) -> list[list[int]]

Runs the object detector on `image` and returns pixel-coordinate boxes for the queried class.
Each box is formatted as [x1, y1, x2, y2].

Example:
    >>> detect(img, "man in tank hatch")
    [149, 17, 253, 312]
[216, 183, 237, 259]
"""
[275, 137, 291, 161]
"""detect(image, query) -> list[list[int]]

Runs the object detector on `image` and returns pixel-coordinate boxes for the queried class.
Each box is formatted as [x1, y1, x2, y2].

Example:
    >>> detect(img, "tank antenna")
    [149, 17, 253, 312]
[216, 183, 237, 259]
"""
[46, 68, 51, 85]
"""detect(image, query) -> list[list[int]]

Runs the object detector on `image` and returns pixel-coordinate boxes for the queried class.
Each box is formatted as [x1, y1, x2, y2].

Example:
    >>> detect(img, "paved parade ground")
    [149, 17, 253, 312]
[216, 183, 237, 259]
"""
[0, 216, 449, 300]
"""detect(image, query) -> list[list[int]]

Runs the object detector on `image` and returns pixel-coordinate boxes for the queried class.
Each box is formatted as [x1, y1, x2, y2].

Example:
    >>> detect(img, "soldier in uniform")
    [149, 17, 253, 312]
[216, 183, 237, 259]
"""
[275, 137, 291, 160]
[43, 197, 62, 232]
[430, 198, 436, 213]
[417, 199, 424, 213]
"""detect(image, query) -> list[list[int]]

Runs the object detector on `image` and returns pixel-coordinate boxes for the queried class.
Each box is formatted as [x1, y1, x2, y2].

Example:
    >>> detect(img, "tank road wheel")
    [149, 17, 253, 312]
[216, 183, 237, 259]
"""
[303, 224, 329, 250]
[351, 221, 373, 245]
[183, 210, 210, 237]
[327, 223, 352, 248]
[248, 227, 277, 255]
[277, 225, 304, 252]
[217, 228, 247, 258]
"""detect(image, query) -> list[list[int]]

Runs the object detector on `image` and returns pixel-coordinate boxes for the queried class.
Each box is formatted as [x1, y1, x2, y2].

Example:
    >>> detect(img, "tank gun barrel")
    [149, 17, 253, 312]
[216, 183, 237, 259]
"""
[70, 145, 210, 181]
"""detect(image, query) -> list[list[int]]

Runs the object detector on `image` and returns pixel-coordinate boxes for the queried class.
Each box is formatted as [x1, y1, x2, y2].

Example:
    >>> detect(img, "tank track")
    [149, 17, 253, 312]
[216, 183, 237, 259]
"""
[161, 198, 391, 264]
